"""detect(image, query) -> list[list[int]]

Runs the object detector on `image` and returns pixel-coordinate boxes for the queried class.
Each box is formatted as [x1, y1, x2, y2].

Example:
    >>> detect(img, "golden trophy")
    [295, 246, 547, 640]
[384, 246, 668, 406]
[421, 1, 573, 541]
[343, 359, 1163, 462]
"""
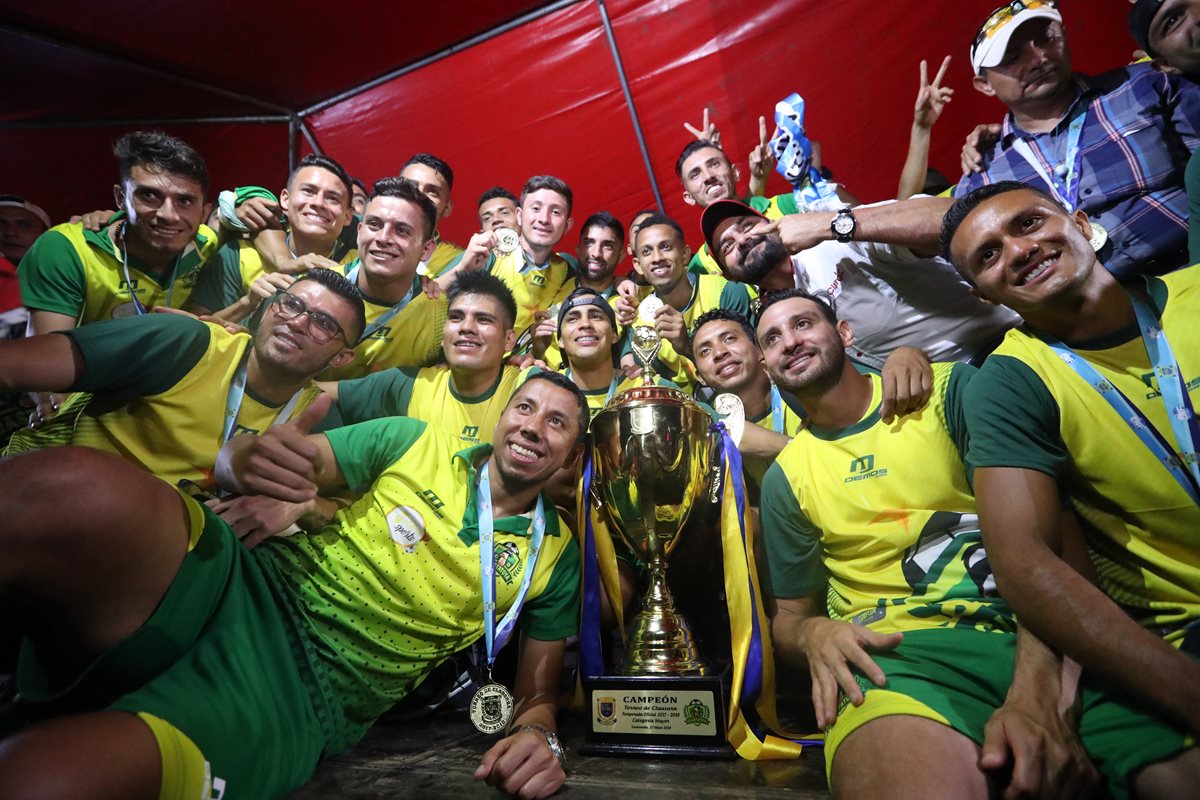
[580, 324, 731, 758]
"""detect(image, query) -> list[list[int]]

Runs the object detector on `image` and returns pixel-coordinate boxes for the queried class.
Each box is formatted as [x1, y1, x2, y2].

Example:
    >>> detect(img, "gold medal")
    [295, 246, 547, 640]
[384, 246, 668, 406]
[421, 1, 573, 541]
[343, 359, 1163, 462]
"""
[494, 227, 520, 254]
[636, 294, 663, 324]
[1089, 222, 1108, 252]
[469, 682, 514, 734]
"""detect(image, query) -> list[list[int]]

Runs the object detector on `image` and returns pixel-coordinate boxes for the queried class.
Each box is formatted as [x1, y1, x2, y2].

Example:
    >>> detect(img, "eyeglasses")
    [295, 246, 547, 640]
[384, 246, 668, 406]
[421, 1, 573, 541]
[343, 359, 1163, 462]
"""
[972, 0, 1057, 50]
[270, 292, 350, 345]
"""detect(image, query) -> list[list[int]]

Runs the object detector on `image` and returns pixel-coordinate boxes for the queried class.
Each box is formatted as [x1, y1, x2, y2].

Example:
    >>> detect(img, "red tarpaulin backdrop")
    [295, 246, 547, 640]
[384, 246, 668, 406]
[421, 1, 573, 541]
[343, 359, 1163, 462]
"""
[2, 0, 1135, 266]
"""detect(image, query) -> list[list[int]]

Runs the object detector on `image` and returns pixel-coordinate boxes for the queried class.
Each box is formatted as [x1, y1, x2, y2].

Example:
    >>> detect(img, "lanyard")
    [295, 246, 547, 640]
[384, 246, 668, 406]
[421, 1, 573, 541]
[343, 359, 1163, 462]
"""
[769, 384, 785, 434]
[118, 222, 182, 314]
[222, 348, 304, 444]
[1010, 109, 1087, 210]
[1040, 293, 1200, 505]
[345, 264, 418, 343]
[478, 461, 547, 675]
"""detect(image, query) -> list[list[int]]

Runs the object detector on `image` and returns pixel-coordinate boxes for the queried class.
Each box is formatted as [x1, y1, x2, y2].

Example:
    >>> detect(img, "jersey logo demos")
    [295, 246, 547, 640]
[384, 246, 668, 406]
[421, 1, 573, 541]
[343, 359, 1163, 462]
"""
[493, 541, 522, 585]
[387, 505, 429, 553]
[845, 454, 888, 483]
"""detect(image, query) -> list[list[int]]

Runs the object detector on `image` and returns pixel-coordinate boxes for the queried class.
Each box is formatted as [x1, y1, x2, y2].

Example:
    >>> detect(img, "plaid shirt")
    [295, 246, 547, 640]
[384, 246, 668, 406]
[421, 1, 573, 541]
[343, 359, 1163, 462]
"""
[957, 64, 1200, 278]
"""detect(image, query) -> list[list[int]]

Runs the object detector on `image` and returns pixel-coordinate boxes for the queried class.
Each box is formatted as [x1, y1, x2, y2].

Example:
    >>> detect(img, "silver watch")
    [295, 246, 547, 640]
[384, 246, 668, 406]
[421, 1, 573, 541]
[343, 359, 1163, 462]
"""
[512, 723, 567, 771]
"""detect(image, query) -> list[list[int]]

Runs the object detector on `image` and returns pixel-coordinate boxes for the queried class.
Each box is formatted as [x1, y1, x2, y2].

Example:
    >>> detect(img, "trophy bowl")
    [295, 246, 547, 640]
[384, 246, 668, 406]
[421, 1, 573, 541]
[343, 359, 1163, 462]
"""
[591, 383, 714, 675]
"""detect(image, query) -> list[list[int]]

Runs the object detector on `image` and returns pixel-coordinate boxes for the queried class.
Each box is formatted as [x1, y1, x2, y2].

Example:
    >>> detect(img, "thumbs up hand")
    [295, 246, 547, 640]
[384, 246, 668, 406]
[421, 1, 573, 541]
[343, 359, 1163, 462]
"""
[215, 393, 334, 502]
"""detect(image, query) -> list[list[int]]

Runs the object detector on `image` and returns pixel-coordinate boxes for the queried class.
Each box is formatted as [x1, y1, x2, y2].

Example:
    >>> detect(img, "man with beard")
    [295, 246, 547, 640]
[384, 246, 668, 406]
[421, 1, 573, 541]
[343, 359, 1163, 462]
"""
[756, 287, 1190, 799]
[188, 154, 358, 319]
[943, 181, 1200, 781]
[701, 198, 1018, 369]
[675, 138, 852, 277]
[0, 267, 363, 493]
[958, 0, 1200, 278]
[0, 372, 587, 799]
[319, 271, 527, 446]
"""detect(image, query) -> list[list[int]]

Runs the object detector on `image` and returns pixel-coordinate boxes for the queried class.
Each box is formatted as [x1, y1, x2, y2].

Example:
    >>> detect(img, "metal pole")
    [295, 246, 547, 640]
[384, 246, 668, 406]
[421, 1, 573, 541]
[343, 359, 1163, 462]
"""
[0, 23, 293, 116]
[0, 115, 290, 129]
[299, 120, 323, 155]
[299, 0, 584, 117]
[289, 116, 299, 173]
[596, 0, 665, 211]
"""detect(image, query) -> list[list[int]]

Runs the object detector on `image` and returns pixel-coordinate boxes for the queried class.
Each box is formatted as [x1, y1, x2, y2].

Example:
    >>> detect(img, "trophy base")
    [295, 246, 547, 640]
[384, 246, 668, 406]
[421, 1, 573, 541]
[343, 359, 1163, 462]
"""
[579, 673, 734, 759]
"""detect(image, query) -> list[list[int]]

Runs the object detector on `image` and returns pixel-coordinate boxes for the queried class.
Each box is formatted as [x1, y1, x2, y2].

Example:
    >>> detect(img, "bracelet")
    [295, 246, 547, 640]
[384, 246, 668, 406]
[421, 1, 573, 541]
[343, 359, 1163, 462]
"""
[511, 723, 567, 772]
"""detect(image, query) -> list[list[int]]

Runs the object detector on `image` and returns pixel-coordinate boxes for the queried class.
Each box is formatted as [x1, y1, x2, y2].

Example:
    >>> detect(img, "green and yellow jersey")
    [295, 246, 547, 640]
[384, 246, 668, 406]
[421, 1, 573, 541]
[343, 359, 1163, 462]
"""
[623, 274, 752, 393]
[19, 218, 218, 324]
[323, 364, 531, 445]
[448, 247, 576, 338]
[43, 314, 321, 489]
[965, 269, 1200, 640]
[257, 418, 580, 743]
[688, 193, 796, 276]
[761, 364, 1014, 635]
[321, 262, 447, 381]
[425, 238, 465, 279]
[742, 393, 805, 488]
[190, 237, 357, 314]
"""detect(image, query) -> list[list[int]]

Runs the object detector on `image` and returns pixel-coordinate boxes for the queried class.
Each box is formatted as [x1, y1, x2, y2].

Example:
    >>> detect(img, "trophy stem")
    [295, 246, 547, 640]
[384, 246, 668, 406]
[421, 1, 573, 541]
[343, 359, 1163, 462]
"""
[622, 561, 708, 676]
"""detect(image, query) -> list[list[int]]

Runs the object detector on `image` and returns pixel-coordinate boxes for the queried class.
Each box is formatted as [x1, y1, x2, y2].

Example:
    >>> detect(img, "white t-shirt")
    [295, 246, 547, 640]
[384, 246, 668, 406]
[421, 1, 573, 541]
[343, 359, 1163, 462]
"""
[791, 229, 1019, 367]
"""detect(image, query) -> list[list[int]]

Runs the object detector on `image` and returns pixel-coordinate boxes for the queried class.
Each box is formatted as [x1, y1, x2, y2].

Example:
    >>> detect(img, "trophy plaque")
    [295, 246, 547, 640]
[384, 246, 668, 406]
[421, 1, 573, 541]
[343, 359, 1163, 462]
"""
[580, 325, 732, 758]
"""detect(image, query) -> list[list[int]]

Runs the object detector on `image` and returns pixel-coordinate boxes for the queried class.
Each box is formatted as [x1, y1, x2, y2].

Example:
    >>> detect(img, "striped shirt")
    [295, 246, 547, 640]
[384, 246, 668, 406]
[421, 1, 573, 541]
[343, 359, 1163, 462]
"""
[956, 63, 1200, 279]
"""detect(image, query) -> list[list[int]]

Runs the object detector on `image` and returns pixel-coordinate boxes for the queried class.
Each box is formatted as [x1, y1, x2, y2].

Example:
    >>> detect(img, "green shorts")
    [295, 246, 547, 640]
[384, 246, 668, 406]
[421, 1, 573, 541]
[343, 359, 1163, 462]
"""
[16, 494, 337, 799]
[825, 628, 1193, 799]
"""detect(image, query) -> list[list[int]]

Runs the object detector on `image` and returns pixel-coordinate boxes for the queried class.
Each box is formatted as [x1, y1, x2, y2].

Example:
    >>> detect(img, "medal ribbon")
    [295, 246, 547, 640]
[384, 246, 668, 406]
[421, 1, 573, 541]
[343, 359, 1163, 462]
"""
[769, 384, 785, 435]
[1039, 293, 1200, 505]
[222, 346, 304, 444]
[1009, 109, 1087, 210]
[479, 461, 548, 673]
[712, 423, 820, 758]
[119, 222, 183, 314]
[345, 263, 419, 343]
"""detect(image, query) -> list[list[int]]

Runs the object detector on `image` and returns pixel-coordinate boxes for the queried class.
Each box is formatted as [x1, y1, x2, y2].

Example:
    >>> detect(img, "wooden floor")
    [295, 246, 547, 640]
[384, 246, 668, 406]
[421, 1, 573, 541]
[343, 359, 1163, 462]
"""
[289, 709, 832, 799]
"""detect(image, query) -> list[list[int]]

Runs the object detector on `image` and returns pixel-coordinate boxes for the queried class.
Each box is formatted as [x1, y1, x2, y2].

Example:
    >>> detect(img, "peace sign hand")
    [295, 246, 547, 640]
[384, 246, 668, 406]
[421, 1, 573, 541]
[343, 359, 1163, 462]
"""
[914, 56, 954, 130]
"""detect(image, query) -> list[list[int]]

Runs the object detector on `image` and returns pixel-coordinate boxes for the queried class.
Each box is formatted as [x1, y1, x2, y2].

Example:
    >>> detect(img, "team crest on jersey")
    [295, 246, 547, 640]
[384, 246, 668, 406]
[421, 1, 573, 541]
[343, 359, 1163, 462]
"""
[494, 541, 522, 585]
[181, 269, 200, 288]
[530, 273, 546, 287]
[387, 505, 429, 553]
[366, 326, 392, 341]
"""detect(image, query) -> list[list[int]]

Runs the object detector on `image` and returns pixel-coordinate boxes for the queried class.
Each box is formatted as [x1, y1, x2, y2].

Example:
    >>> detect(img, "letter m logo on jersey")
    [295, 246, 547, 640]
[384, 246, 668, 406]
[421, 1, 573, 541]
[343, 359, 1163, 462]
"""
[462, 425, 480, 439]
[849, 454, 875, 474]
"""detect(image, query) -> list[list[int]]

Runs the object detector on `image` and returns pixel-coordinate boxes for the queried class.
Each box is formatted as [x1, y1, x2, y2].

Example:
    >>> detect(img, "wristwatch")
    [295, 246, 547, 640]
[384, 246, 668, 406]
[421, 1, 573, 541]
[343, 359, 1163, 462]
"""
[830, 206, 857, 243]
[512, 723, 567, 771]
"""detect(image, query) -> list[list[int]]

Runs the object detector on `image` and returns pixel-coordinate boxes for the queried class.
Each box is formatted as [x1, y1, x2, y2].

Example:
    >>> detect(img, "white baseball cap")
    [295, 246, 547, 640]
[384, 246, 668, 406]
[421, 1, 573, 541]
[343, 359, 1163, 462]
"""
[970, 0, 1064, 74]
